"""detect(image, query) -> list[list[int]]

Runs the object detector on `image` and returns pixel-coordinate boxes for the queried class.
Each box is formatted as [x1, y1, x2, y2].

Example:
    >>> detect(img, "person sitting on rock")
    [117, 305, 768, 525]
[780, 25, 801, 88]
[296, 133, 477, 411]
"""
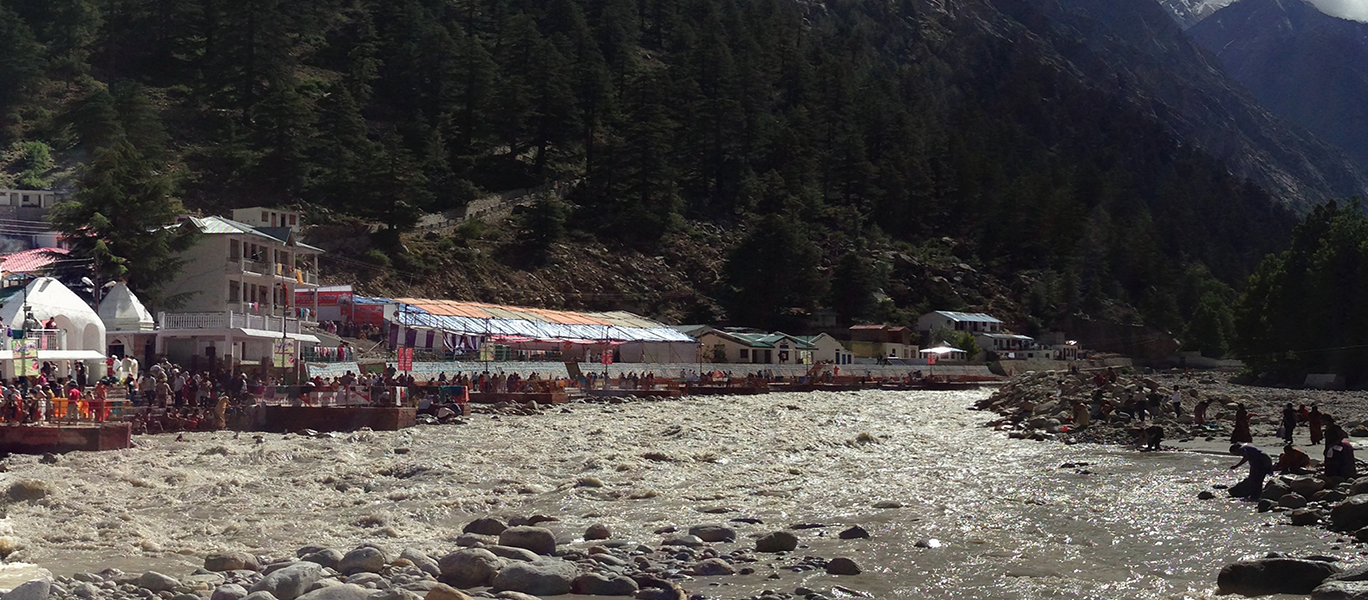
[1228, 443, 1274, 500]
[1273, 444, 1313, 475]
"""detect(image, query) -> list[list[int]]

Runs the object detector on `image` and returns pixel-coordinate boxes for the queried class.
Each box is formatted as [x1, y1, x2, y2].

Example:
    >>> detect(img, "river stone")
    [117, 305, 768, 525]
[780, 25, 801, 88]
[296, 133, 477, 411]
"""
[661, 535, 705, 548]
[250, 562, 324, 600]
[400, 549, 440, 578]
[338, 547, 388, 575]
[1329, 564, 1368, 582]
[207, 553, 260, 573]
[345, 573, 387, 588]
[1349, 479, 1368, 497]
[755, 532, 798, 553]
[1291, 509, 1322, 526]
[1263, 478, 1293, 500]
[262, 559, 302, 575]
[498, 527, 557, 555]
[1333, 497, 1368, 531]
[826, 558, 862, 576]
[1281, 493, 1310, 509]
[463, 518, 507, 536]
[138, 572, 180, 592]
[1290, 477, 1328, 497]
[584, 524, 611, 541]
[839, 526, 871, 539]
[438, 549, 502, 588]
[491, 593, 542, 600]
[490, 560, 576, 596]
[368, 589, 421, 600]
[300, 549, 343, 570]
[2, 579, 50, 600]
[693, 558, 735, 576]
[485, 546, 539, 562]
[293, 583, 371, 600]
[212, 584, 249, 600]
[688, 525, 737, 543]
[571, 572, 640, 595]
[1312, 580, 1368, 600]
[1217, 558, 1342, 596]
[7, 480, 52, 502]
[422, 584, 472, 600]
[1198, 490, 1216, 500]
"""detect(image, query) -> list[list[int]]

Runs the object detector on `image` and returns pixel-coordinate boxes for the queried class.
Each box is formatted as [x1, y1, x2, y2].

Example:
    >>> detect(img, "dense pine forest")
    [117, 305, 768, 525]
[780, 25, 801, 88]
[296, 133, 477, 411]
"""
[0, 0, 1302, 355]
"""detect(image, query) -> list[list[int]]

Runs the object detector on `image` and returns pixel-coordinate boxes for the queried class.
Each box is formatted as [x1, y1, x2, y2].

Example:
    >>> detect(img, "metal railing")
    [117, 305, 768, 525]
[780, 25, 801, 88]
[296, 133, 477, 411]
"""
[159, 311, 304, 333]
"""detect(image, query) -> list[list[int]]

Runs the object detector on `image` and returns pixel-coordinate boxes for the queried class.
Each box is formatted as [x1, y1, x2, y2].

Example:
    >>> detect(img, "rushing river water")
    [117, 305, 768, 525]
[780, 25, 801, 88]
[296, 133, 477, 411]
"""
[0, 390, 1345, 599]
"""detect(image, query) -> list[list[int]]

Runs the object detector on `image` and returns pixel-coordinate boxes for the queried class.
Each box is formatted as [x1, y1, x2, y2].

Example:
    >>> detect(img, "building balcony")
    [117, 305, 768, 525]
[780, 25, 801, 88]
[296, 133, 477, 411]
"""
[160, 311, 305, 334]
[225, 258, 318, 285]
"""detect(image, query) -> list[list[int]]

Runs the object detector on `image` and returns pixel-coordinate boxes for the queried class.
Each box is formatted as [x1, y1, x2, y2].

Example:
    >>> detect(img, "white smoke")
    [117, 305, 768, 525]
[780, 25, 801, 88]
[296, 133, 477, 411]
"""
[1306, 0, 1368, 21]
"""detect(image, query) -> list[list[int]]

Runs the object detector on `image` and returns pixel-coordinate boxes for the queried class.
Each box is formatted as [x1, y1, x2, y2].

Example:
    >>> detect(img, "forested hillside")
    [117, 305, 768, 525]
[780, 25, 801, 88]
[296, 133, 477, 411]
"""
[0, 0, 1308, 354]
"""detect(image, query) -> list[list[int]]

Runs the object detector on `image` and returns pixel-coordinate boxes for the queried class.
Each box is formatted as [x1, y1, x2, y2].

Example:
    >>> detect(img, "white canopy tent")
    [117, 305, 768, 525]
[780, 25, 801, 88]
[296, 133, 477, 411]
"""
[0, 277, 107, 377]
[98, 282, 155, 332]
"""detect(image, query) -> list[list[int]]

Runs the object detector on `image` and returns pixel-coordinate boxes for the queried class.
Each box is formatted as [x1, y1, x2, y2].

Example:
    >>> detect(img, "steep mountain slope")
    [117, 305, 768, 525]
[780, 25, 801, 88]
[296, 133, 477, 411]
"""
[974, 0, 1368, 211]
[1188, 0, 1368, 164]
[1156, 0, 1236, 28]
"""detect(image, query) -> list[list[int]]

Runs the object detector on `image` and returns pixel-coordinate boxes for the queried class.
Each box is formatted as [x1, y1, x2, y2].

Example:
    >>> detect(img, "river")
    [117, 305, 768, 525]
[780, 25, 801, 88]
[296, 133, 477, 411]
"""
[0, 389, 1341, 598]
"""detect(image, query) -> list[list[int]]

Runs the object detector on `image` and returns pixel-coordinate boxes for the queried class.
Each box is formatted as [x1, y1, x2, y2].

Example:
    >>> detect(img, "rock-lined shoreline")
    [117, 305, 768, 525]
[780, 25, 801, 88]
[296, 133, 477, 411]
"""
[0, 515, 883, 600]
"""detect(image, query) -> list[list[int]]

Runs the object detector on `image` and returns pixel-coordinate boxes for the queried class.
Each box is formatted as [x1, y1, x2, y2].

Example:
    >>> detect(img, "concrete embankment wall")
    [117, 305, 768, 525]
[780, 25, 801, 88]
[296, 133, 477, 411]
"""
[0, 423, 132, 454]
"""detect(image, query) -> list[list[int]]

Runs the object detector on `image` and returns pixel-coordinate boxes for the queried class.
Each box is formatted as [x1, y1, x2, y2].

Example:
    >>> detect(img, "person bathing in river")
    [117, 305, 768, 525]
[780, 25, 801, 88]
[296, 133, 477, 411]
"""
[1193, 398, 1210, 425]
[1228, 443, 1274, 500]
[1273, 444, 1313, 475]
[1231, 404, 1253, 444]
[1281, 403, 1298, 444]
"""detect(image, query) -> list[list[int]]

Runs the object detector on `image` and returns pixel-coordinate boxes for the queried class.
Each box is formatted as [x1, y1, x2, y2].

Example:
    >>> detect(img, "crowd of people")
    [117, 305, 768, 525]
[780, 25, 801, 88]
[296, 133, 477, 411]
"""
[1227, 401, 1355, 500]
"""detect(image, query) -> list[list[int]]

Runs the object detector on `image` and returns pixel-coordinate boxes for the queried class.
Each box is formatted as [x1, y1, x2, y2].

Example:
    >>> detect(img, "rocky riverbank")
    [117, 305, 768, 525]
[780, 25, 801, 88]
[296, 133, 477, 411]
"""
[975, 369, 1368, 448]
[0, 515, 879, 600]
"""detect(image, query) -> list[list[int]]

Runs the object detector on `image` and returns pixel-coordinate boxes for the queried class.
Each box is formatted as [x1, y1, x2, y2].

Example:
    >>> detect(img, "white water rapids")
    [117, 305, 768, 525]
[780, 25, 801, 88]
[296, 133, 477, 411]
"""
[0, 390, 1344, 598]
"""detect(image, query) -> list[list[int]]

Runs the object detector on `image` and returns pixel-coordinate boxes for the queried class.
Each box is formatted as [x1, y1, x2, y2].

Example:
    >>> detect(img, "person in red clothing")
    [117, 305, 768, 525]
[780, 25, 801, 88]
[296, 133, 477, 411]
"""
[66, 384, 82, 421]
[91, 381, 108, 422]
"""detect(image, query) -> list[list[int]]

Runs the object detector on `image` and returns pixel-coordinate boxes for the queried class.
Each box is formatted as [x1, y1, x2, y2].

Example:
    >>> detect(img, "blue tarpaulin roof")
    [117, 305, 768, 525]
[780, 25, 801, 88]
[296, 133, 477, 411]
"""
[361, 297, 695, 343]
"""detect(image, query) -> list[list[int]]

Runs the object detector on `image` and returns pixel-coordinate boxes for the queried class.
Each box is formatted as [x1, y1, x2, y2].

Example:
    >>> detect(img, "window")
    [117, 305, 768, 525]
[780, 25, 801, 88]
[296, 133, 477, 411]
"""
[261, 211, 268, 222]
[20, 194, 36, 207]
[739, 349, 749, 360]
[289, 215, 297, 225]
[229, 239, 240, 260]
[228, 281, 240, 303]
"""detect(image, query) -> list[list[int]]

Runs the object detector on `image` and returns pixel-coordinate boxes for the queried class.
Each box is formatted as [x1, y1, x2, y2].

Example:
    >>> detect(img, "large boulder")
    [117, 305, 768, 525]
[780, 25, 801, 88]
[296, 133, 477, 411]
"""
[1288, 477, 1328, 497]
[1262, 478, 1293, 500]
[687, 525, 737, 543]
[337, 547, 389, 575]
[692, 559, 734, 576]
[437, 549, 502, 588]
[498, 526, 557, 555]
[755, 531, 798, 553]
[462, 518, 507, 536]
[1312, 580, 1368, 600]
[571, 573, 639, 596]
[490, 560, 577, 596]
[299, 549, 343, 570]
[421, 584, 472, 600]
[137, 572, 180, 592]
[584, 524, 611, 541]
[206, 552, 260, 573]
[2, 579, 50, 600]
[1333, 497, 1368, 531]
[484, 546, 539, 562]
[1217, 558, 1342, 596]
[400, 548, 440, 578]
[249, 562, 324, 600]
[293, 584, 372, 600]
[211, 585, 249, 600]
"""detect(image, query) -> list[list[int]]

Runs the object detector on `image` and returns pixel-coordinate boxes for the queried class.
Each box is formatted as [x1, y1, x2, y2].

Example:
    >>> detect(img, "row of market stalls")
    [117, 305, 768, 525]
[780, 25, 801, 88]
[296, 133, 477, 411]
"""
[373, 297, 699, 364]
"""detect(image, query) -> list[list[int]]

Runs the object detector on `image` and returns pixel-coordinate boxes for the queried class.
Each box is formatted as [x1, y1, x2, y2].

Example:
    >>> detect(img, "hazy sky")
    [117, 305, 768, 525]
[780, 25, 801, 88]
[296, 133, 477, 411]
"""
[1307, 0, 1368, 21]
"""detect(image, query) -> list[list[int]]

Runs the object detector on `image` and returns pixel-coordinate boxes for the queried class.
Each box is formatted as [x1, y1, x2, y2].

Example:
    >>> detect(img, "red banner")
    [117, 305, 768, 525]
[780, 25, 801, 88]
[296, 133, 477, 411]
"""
[397, 347, 414, 371]
[351, 304, 385, 326]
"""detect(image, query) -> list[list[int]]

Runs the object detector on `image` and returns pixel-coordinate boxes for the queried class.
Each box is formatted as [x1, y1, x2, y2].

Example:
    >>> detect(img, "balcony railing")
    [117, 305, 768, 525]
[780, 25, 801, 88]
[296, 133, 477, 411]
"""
[159, 311, 304, 334]
[225, 257, 318, 284]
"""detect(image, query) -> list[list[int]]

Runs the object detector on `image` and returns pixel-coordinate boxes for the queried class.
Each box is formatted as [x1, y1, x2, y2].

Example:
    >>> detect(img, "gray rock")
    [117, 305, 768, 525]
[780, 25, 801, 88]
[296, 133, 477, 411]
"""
[825, 558, 861, 576]
[497, 527, 557, 556]
[484, 546, 539, 563]
[292, 584, 372, 600]
[337, 547, 388, 575]
[584, 524, 611, 541]
[1197, 490, 1216, 500]
[491, 593, 541, 600]
[659, 536, 704, 548]
[1333, 496, 1368, 531]
[755, 531, 798, 553]
[1281, 493, 1310, 509]
[300, 550, 344, 570]
[437, 549, 502, 588]
[399, 549, 439, 578]
[367, 589, 421, 600]
[249, 562, 324, 600]
[1291, 509, 1322, 526]
[207, 553, 259, 573]
[692, 558, 734, 576]
[571, 572, 639, 596]
[71, 584, 98, 599]
[1312, 580, 1368, 600]
[1329, 564, 1368, 582]
[1289, 477, 1328, 497]
[687, 525, 736, 543]
[242, 592, 279, 600]
[490, 560, 576, 597]
[138, 573, 180, 592]
[452, 535, 487, 548]
[462, 518, 507, 536]
[2, 579, 51, 600]
[343, 573, 386, 589]
[1262, 478, 1293, 500]
[261, 560, 301, 576]
[838, 526, 870, 539]
[1217, 558, 1342, 596]
[212, 584, 249, 600]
